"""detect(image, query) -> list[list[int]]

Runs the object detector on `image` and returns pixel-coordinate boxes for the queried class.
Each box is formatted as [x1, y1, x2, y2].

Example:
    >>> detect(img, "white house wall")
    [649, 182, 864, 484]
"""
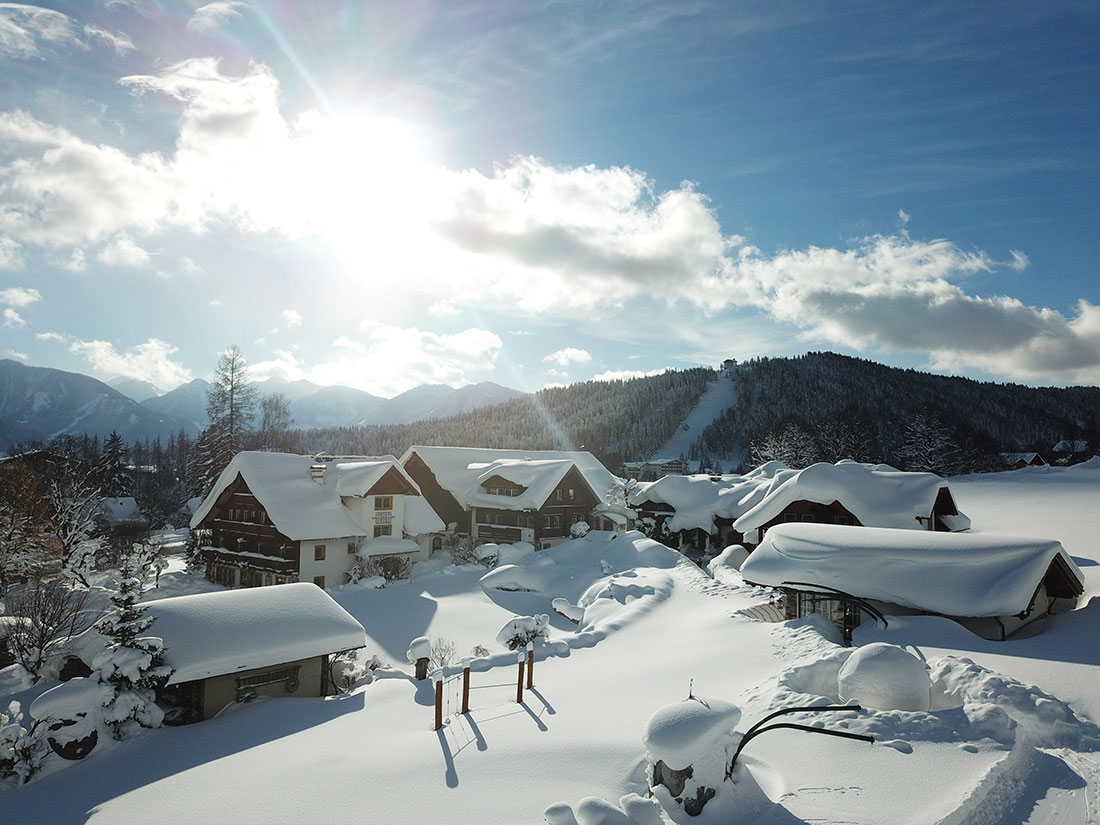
[298, 536, 362, 588]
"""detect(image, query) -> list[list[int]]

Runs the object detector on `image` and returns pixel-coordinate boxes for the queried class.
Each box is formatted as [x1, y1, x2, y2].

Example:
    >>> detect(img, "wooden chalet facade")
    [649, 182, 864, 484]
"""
[191, 453, 445, 589]
[401, 447, 621, 549]
[470, 465, 600, 547]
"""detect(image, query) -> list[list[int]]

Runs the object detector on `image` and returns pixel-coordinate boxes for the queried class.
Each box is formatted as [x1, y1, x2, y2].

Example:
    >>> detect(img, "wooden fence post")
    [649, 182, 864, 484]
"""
[433, 671, 443, 731]
[526, 643, 534, 689]
[461, 663, 471, 715]
[516, 651, 525, 704]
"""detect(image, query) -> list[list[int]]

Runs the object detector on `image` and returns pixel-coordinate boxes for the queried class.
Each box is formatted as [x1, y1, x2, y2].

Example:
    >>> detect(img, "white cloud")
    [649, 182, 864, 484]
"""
[428, 301, 459, 318]
[97, 236, 152, 267]
[0, 4, 84, 59]
[5, 349, 27, 360]
[68, 337, 193, 388]
[187, 2, 249, 33]
[208, 299, 223, 307]
[3, 308, 26, 327]
[1009, 249, 1030, 272]
[35, 331, 65, 342]
[543, 347, 592, 367]
[61, 247, 86, 271]
[250, 326, 504, 396]
[0, 286, 40, 307]
[83, 24, 134, 54]
[898, 208, 911, 226]
[0, 236, 22, 269]
[282, 309, 303, 328]
[180, 256, 203, 274]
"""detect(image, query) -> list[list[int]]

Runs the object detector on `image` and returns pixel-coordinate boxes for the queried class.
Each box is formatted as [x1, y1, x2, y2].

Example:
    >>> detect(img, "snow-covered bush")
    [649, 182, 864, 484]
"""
[0, 702, 46, 786]
[328, 650, 384, 692]
[495, 614, 550, 650]
[569, 520, 590, 539]
[430, 637, 457, 670]
[364, 554, 412, 582]
[473, 543, 499, 567]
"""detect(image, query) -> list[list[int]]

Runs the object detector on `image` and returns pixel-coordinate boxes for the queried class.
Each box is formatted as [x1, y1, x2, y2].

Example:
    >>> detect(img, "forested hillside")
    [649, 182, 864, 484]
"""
[289, 368, 716, 469]
[692, 352, 1100, 472]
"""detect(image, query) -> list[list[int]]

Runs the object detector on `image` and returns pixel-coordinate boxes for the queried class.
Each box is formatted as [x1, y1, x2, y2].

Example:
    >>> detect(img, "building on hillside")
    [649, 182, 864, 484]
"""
[999, 452, 1048, 470]
[47, 583, 366, 725]
[190, 452, 445, 589]
[620, 458, 689, 482]
[400, 446, 628, 548]
[740, 523, 1084, 643]
[629, 460, 969, 553]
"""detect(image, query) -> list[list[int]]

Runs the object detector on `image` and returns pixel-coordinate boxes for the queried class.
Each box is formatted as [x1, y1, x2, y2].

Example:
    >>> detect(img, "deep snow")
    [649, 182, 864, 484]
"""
[1, 463, 1099, 824]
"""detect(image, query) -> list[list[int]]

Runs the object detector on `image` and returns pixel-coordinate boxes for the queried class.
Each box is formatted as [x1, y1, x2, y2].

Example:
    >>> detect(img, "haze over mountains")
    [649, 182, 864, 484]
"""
[0, 359, 525, 448]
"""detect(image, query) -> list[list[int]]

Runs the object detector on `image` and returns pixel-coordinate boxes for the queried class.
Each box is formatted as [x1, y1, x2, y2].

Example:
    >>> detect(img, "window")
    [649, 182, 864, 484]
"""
[834, 515, 852, 525]
[556, 489, 564, 501]
[568, 488, 575, 500]
[375, 496, 393, 510]
[314, 544, 326, 561]
[347, 542, 357, 554]
[784, 514, 800, 523]
[374, 525, 392, 538]
[313, 575, 326, 589]
[801, 514, 815, 523]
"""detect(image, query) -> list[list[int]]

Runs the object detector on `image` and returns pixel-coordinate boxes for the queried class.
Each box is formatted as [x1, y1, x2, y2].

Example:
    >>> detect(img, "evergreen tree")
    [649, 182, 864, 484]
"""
[93, 545, 172, 740]
[201, 345, 257, 488]
[96, 432, 131, 497]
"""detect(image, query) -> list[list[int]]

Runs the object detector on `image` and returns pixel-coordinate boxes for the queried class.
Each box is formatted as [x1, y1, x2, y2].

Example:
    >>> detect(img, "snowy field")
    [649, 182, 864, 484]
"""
[2, 463, 1099, 824]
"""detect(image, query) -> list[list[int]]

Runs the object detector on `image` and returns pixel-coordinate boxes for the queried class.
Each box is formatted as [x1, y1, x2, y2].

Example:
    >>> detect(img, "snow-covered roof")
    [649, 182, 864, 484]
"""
[144, 583, 366, 685]
[629, 465, 790, 534]
[741, 522, 1084, 617]
[1000, 452, 1044, 465]
[1053, 439, 1089, 453]
[98, 496, 145, 526]
[190, 452, 442, 540]
[401, 446, 621, 510]
[732, 460, 967, 533]
[357, 537, 420, 558]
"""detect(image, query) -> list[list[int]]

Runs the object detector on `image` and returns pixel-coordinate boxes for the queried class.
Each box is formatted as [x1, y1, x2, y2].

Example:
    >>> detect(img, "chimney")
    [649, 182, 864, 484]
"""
[310, 463, 326, 485]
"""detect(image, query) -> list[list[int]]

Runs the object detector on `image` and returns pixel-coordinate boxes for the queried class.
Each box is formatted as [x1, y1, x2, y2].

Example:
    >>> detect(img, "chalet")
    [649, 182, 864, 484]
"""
[629, 460, 968, 552]
[44, 583, 366, 727]
[1052, 440, 1092, 465]
[400, 446, 627, 548]
[190, 452, 445, 589]
[999, 452, 1048, 470]
[730, 460, 969, 548]
[741, 523, 1084, 643]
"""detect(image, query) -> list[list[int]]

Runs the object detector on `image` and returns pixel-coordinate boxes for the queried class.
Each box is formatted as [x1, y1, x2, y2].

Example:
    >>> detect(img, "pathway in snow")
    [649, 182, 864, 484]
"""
[652, 370, 738, 466]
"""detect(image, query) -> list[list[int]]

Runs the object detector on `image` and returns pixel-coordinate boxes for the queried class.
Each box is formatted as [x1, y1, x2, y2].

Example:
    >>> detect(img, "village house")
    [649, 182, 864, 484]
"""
[999, 452, 1048, 470]
[400, 446, 628, 548]
[740, 522, 1085, 643]
[190, 452, 445, 589]
[630, 460, 969, 552]
[620, 457, 689, 482]
[40, 583, 366, 728]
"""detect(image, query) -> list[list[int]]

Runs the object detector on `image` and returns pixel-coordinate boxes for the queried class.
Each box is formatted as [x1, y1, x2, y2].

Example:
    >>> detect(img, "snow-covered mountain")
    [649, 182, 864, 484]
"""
[140, 378, 211, 432]
[288, 384, 386, 429]
[0, 359, 195, 449]
[107, 376, 161, 403]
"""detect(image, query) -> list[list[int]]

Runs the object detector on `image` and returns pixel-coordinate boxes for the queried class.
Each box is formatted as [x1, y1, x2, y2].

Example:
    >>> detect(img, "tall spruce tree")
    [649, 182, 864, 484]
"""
[96, 431, 130, 497]
[194, 345, 257, 492]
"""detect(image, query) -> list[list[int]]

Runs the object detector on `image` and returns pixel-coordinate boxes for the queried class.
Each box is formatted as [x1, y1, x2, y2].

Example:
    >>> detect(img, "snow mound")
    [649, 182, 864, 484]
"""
[642, 695, 741, 768]
[837, 643, 931, 711]
[405, 636, 431, 663]
[495, 614, 549, 650]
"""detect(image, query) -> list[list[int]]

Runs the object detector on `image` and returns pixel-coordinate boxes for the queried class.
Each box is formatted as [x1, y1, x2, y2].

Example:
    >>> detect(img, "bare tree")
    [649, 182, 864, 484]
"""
[259, 392, 293, 450]
[41, 459, 104, 587]
[0, 464, 55, 592]
[5, 581, 93, 681]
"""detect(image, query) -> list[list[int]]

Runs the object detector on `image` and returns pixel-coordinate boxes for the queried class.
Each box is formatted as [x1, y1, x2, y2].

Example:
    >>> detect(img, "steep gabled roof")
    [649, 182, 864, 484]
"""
[733, 460, 968, 533]
[190, 452, 442, 540]
[741, 522, 1084, 617]
[400, 446, 620, 511]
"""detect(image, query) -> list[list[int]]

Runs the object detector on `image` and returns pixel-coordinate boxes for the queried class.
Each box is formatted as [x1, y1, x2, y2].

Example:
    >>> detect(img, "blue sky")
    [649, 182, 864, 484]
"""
[0, 1, 1097, 396]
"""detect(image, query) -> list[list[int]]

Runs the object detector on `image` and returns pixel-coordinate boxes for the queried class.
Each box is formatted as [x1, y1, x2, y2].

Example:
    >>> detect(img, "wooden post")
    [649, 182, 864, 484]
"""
[526, 643, 534, 689]
[516, 651, 525, 704]
[461, 665, 471, 715]
[434, 677, 443, 731]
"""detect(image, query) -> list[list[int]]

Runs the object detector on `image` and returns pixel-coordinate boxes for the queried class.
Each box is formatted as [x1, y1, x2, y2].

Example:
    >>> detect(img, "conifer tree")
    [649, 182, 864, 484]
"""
[93, 546, 172, 740]
[96, 432, 131, 497]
